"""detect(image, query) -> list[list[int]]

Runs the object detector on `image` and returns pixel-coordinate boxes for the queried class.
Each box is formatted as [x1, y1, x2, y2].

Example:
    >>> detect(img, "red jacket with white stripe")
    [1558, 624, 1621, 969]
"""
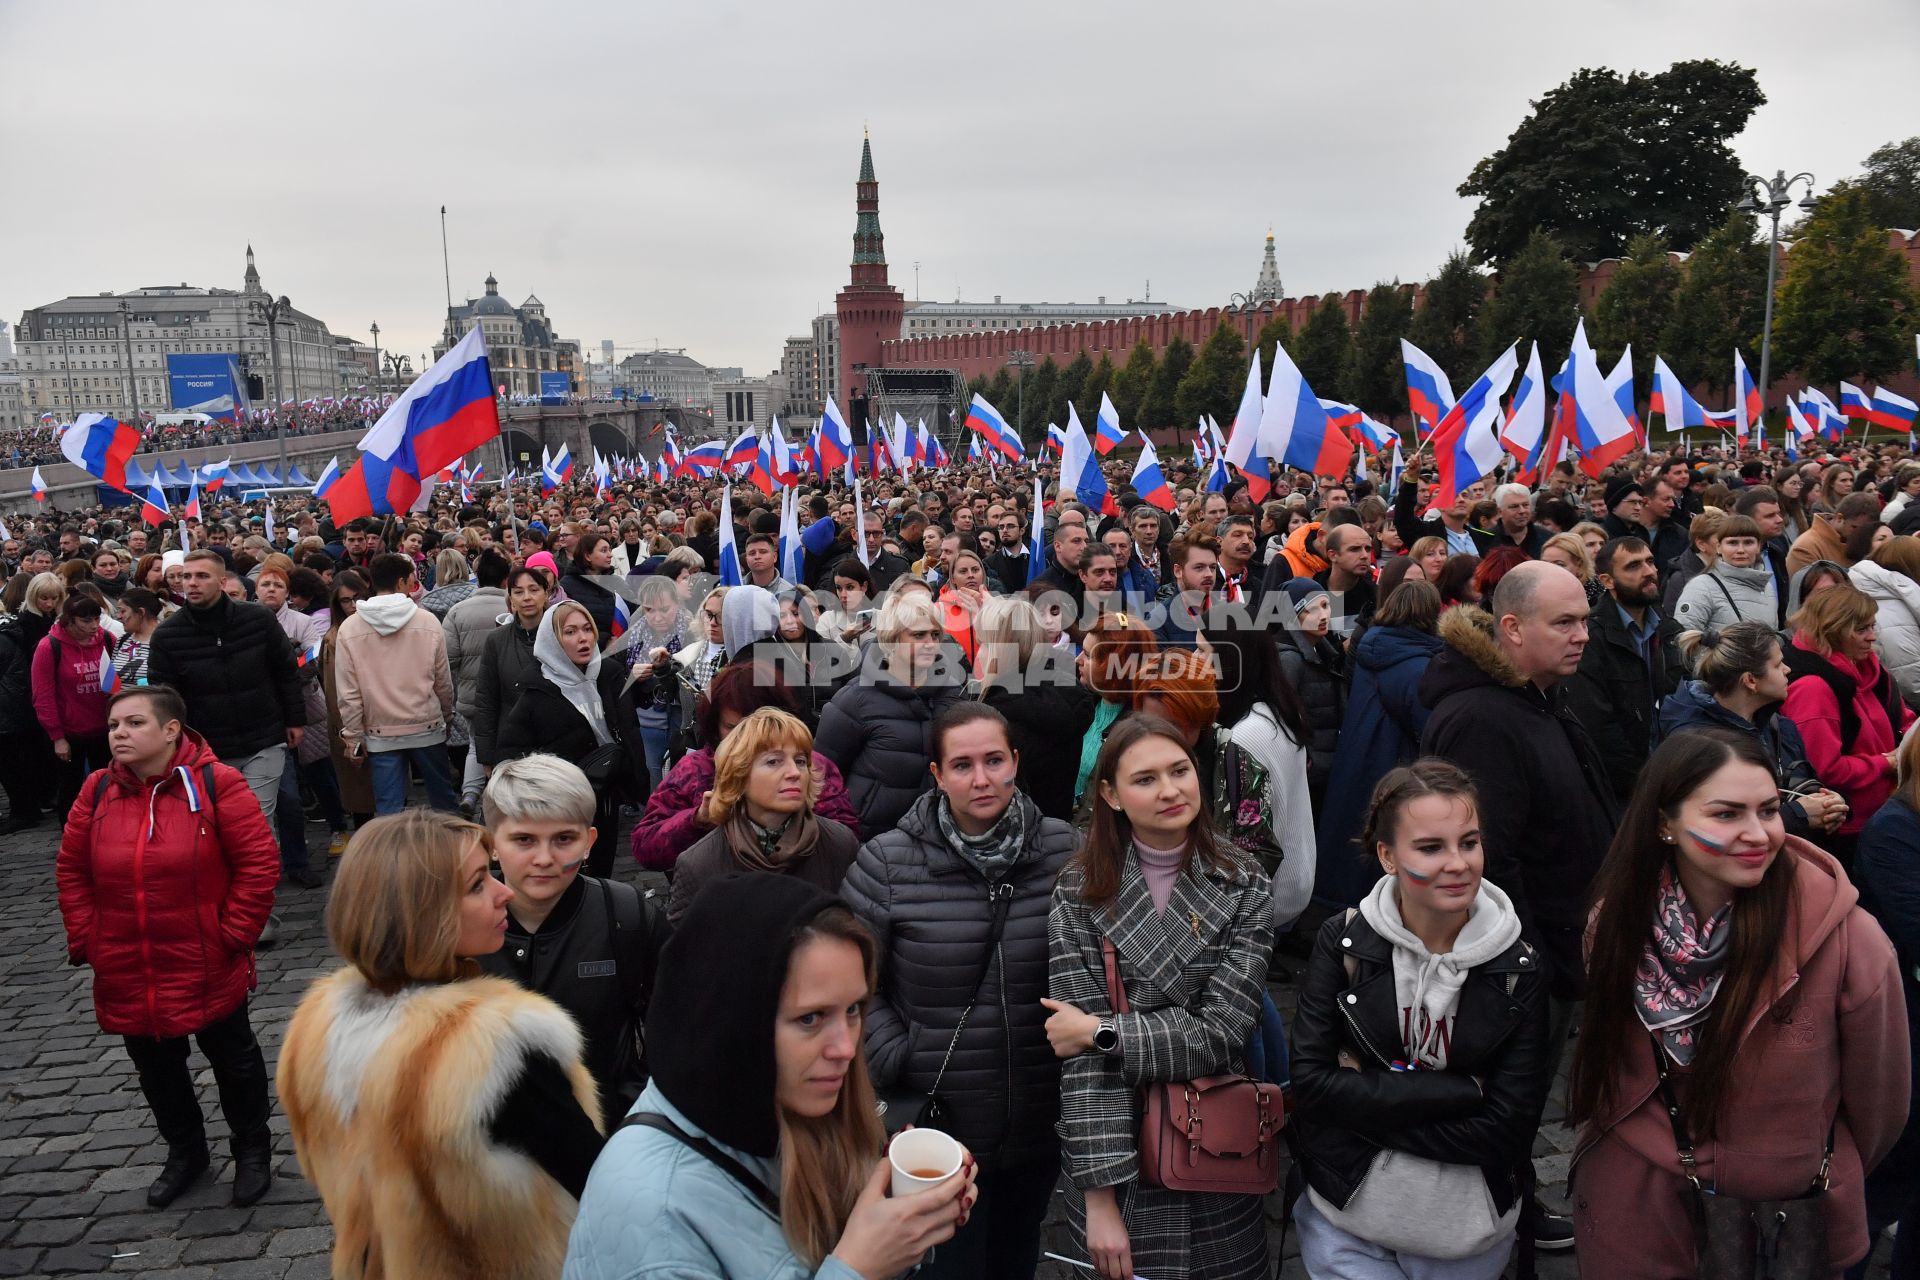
[55, 730, 279, 1038]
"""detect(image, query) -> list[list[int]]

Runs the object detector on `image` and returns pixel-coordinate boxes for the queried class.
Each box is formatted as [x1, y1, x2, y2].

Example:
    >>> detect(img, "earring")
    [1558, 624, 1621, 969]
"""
[1661, 833, 1675, 843]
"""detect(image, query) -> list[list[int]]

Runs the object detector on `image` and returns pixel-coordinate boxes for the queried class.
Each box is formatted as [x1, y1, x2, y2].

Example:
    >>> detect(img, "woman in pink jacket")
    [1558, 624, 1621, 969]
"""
[33, 593, 117, 814]
[1782, 583, 1916, 869]
[1570, 728, 1909, 1278]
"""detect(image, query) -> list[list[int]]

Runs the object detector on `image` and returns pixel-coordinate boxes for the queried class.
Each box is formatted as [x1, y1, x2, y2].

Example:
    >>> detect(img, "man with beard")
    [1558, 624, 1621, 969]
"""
[1564, 536, 1683, 803]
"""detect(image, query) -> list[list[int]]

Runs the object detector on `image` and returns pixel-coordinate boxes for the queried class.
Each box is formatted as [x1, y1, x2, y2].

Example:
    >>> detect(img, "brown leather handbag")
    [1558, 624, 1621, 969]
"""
[1101, 939, 1284, 1195]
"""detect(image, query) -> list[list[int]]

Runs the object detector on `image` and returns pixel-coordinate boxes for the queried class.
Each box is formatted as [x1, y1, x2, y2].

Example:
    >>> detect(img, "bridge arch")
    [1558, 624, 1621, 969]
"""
[586, 420, 632, 459]
[502, 429, 543, 470]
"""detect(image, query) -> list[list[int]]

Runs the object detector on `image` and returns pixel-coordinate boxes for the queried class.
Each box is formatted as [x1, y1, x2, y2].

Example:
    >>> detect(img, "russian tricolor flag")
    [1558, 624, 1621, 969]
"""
[965, 394, 1024, 462]
[1840, 382, 1873, 421]
[1568, 324, 1638, 474]
[185, 475, 202, 520]
[1401, 339, 1456, 439]
[726, 428, 759, 473]
[680, 440, 724, 476]
[201, 458, 231, 491]
[1044, 422, 1066, 458]
[1869, 386, 1919, 432]
[716, 485, 742, 587]
[1650, 356, 1710, 430]
[1131, 438, 1174, 511]
[323, 326, 499, 521]
[1222, 355, 1271, 503]
[1502, 341, 1548, 467]
[139, 472, 169, 526]
[1430, 343, 1519, 507]
[1261, 342, 1354, 480]
[1734, 350, 1761, 445]
[1062, 411, 1116, 516]
[818, 399, 854, 474]
[610, 595, 631, 640]
[59, 413, 144, 492]
[29, 466, 46, 502]
[1318, 401, 1365, 434]
[1093, 392, 1126, 455]
[98, 651, 122, 696]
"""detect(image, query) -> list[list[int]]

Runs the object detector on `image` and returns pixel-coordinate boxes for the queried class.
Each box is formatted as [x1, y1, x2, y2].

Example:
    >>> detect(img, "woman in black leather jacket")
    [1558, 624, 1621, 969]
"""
[1289, 758, 1552, 1278]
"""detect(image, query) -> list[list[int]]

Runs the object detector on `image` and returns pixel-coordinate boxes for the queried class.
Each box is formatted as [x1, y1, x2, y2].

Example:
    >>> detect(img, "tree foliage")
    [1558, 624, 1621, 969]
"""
[1407, 252, 1488, 390]
[1291, 295, 1353, 399]
[1077, 353, 1116, 429]
[985, 367, 1015, 419]
[1111, 339, 1157, 430]
[1019, 357, 1059, 437]
[1343, 283, 1415, 417]
[1176, 321, 1248, 431]
[1141, 337, 1193, 429]
[1591, 232, 1682, 384]
[1253, 314, 1292, 380]
[1459, 60, 1765, 266]
[1050, 351, 1092, 429]
[1661, 213, 1769, 392]
[1858, 137, 1920, 231]
[1771, 184, 1919, 385]
[1477, 230, 1581, 374]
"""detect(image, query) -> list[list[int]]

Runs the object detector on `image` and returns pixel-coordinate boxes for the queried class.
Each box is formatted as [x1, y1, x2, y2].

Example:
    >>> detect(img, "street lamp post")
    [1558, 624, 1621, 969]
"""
[1008, 348, 1034, 438]
[118, 298, 141, 423]
[256, 294, 293, 476]
[369, 322, 381, 395]
[384, 353, 409, 391]
[1736, 168, 1818, 409]
[1227, 288, 1261, 355]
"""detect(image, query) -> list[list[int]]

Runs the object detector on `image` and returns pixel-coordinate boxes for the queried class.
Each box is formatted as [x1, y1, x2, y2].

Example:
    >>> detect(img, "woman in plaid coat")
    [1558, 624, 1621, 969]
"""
[1044, 715, 1275, 1280]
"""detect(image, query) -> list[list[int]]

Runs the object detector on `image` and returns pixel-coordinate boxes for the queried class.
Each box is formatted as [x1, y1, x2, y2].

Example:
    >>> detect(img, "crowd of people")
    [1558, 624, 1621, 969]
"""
[28, 431, 1920, 1278]
[1, 403, 387, 470]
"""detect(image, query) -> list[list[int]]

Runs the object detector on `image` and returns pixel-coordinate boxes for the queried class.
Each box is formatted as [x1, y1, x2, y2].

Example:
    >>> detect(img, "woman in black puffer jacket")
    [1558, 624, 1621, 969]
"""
[1276, 578, 1347, 808]
[0, 574, 61, 834]
[813, 593, 965, 834]
[841, 702, 1081, 1280]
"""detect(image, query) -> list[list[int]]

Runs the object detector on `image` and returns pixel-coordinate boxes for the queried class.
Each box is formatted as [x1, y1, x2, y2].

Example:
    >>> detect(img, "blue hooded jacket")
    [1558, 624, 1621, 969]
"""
[1656, 678, 1821, 838]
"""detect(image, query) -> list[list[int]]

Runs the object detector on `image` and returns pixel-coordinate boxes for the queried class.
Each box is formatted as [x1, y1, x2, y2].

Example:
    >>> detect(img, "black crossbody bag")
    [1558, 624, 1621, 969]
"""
[1648, 1034, 1833, 1279]
[619, 1111, 780, 1221]
[876, 881, 1014, 1136]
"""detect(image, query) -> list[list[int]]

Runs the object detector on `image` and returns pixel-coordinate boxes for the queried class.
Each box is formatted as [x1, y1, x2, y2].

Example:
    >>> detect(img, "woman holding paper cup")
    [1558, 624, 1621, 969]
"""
[565, 873, 978, 1280]
[1045, 715, 1275, 1280]
[842, 702, 1082, 1280]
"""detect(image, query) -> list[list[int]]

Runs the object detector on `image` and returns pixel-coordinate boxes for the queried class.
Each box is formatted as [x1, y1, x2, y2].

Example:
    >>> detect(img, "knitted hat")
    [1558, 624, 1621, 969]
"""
[1604, 478, 1641, 512]
[1283, 577, 1329, 613]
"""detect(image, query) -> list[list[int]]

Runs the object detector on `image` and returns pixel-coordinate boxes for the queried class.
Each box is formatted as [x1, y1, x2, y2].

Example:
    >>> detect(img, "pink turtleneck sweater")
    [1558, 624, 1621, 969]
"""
[1133, 838, 1187, 915]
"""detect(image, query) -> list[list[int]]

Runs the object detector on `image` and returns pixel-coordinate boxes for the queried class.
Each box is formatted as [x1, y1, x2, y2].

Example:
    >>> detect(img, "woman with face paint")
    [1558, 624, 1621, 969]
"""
[1569, 729, 1908, 1279]
[1289, 759, 1550, 1278]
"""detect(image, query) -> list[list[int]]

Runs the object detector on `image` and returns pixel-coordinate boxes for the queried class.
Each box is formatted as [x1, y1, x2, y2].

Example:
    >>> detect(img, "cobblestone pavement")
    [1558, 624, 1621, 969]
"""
[0, 807, 1877, 1278]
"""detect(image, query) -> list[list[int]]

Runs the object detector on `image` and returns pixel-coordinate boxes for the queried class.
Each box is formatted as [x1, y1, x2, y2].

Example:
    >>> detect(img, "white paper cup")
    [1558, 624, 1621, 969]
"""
[888, 1127, 963, 1197]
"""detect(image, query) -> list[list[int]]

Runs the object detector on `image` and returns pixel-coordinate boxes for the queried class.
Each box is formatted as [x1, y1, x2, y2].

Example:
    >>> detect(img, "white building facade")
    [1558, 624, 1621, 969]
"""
[901, 296, 1184, 339]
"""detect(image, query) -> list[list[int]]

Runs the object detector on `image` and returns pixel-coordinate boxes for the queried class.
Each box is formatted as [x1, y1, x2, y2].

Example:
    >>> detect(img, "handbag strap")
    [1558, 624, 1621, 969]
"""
[925, 881, 1015, 1096]
[619, 1111, 781, 1220]
[1101, 937, 1131, 1015]
[1710, 573, 1744, 622]
[1647, 1033, 1834, 1192]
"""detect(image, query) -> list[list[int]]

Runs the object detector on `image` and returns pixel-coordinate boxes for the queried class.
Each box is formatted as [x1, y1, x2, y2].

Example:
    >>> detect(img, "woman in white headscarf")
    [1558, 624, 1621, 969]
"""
[496, 600, 649, 877]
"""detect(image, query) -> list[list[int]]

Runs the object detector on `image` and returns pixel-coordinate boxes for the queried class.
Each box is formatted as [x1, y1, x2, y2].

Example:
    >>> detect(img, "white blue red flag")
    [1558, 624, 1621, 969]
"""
[1093, 392, 1126, 455]
[1568, 323, 1638, 475]
[966, 394, 1024, 462]
[60, 414, 143, 491]
[1222, 354, 1271, 503]
[716, 485, 742, 586]
[1869, 386, 1919, 432]
[1430, 343, 1519, 507]
[1502, 341, 1549, 468]
[1651, 357, 1710, 431]
[818, 399, 854, 476]
[1131, 438, 1174, 511]
[98, 651, 122, 696]
[1733, 350, 1761, 445]
[139, 472, 169, 526]
[1401, 339, 1456, 439]
[29, 466, 46, 502]
[324, 326, 499, 520]
[1261, 343, 1354, 480]
[1840, 382, 1873, 421]
[1061, 409, 1117, 516]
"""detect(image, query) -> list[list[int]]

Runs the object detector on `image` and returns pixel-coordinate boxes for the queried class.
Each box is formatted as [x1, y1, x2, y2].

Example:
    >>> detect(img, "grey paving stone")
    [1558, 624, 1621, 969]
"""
[179, 1232, 266, 1264]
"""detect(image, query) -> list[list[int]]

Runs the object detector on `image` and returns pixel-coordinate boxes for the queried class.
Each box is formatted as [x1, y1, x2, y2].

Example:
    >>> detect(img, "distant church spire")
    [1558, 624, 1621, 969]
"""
[851, 134, 888, 284]
[1253, 230, 1283, 304]
[243, 243, 262, 294]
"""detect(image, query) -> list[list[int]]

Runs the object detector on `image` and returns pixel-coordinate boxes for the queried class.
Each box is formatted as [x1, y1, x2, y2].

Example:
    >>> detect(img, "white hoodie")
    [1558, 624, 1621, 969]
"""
[355, 593, 418, 637]
[1309, 876, 1524, 1261]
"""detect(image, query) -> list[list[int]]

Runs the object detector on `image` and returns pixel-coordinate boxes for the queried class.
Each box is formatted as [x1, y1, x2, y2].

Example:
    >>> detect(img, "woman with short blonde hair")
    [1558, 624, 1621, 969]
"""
[669, 708, 859, 925]
[281, 809, 605, 1279]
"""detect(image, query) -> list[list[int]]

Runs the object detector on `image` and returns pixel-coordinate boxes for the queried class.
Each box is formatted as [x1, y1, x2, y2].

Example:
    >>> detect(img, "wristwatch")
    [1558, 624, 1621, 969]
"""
[1093, 1018, 1119, 1055]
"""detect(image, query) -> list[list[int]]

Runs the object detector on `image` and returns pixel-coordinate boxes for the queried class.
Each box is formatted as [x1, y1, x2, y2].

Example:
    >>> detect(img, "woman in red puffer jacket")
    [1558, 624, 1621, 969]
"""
[56, 685, 281, 1211]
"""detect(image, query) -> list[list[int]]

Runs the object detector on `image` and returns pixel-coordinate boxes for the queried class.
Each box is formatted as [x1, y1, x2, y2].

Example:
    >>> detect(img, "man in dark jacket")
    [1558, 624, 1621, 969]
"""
[1393, 474, 1497, 557]
[1565, 536, 1684, 803]
[1419, 560, 1617, 997]
[1636, 478, 1692, 574]
[1487, 482, 1551, 558]
[147, 549, 304, 846]
[988, 511, 1033, 591]
[477, 756, 670, 1131]
[1599, 477, 1646, 541]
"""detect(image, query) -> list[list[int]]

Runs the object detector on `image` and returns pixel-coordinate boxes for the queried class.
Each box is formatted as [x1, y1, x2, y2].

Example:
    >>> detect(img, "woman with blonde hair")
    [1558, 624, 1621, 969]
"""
[815, 591, 965, 834]
[280, 809, 606, 1279]
[1407, 535, 1448, 585]
[566, 874, 975, 1279]
[670, 707, 859, 925]
[976, 595, 1093, 821]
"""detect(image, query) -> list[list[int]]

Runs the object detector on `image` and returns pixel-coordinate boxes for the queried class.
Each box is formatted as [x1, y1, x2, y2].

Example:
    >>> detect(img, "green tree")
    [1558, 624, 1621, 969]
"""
[1591, 233, 1682, 369]
[1858, 137, 1920, 231]
[967, 374, 989, 404]
[1019, 357, 1059, 439]
[1459, 60, 1765, 265]
[1076, 353, 1116, 429]
[1342, 283, 1415, 417]
[1291, 295, 1353, 399]
[1407, 252, 1488, 389]
[1111, 339, 1156, 429]
[1254, 314, 1292, 378]
[1175, 321, 1248, 430]
[1051, 351, 1093, 429]
[1771, 185, 1920, 385]
[1662, 213, 1770, 391]
[1476, 230, 1581, 375]
[1141, 337, 1193, 430]
[985, 367, 1015, 419]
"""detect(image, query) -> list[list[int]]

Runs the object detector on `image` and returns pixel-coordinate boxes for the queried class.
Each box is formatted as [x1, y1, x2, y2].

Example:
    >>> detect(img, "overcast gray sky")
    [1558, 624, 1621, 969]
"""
[3, 0, 1914, 376]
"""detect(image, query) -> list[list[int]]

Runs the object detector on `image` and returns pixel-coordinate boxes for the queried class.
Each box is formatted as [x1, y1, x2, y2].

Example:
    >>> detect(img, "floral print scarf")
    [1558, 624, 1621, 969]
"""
[1634, 862, 1733, 1065]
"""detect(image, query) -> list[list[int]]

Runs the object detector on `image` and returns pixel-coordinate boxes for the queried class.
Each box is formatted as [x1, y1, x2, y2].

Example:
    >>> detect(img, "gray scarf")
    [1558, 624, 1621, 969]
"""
[935, 791, 1035, 881]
